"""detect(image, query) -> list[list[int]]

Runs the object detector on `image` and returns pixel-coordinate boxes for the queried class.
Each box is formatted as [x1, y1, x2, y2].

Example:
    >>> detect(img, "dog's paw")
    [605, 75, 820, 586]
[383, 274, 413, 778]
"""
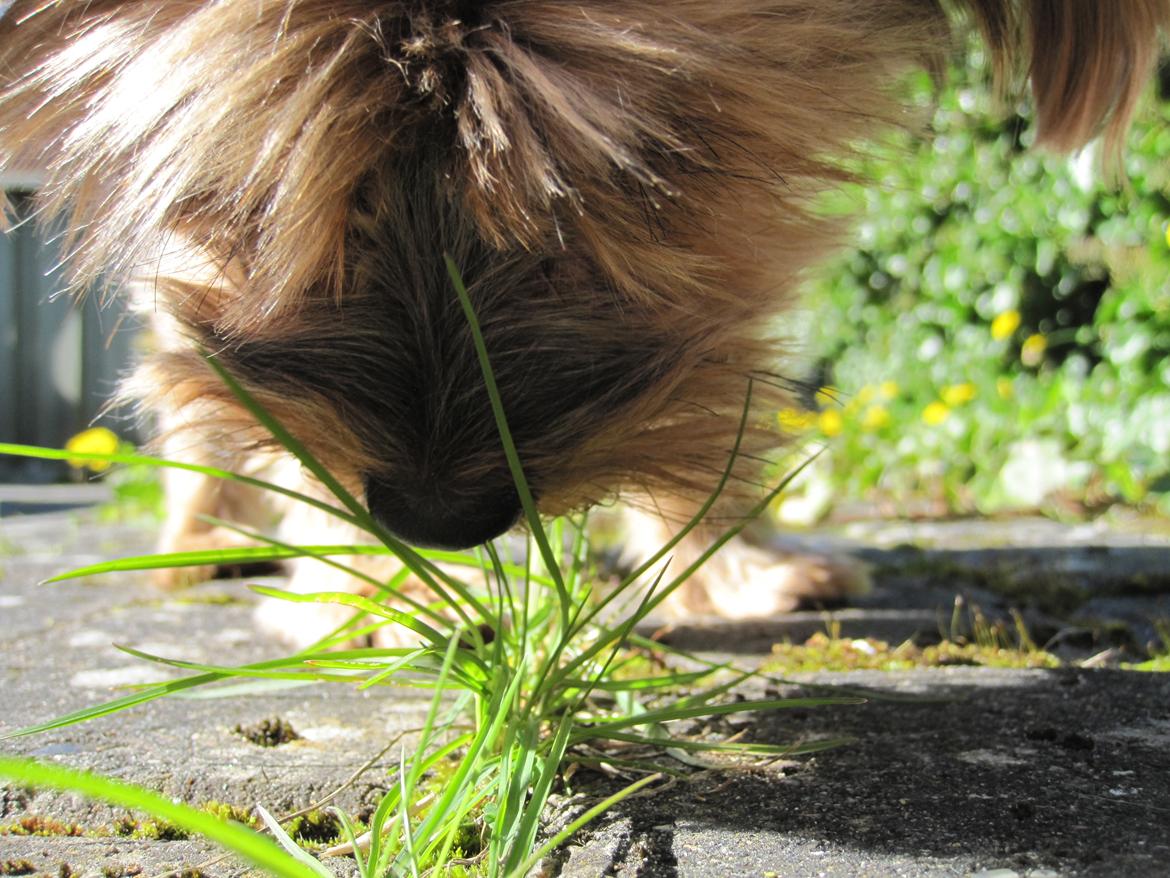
[675, 540, 871, 619]
[617, 506, 870, 621]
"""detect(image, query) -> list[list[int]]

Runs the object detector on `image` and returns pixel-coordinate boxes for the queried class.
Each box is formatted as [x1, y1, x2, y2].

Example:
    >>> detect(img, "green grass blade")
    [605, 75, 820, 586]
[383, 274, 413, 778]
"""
[490, 729, 539, 873]
[248, 586, 459, 657]
[0, 442, 360, 528]
[444, 255, 571, 626]
[329, 808, 369, 878]
[0, 758, 325, 878]
[255, 805, 335, 878]
[410, 662, 526, 851]
[113, 645, 359, 683]
[556, 668, 718, 692]
[544, 562, 670, 699]
[636, 453, 822, 622]
[41, 544, 394, 582]
[201, 514, 458, 628]
[503, 711, 574, 875]
[511, 772, 664, 878]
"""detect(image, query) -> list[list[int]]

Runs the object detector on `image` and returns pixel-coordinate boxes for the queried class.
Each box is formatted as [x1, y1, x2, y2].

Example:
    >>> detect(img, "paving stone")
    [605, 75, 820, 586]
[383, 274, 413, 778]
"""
[3, 509, 1169, 877]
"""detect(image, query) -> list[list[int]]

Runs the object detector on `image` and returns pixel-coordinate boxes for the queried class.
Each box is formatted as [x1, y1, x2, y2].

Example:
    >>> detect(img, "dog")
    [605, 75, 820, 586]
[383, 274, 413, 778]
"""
[0, 1, 1165, 645]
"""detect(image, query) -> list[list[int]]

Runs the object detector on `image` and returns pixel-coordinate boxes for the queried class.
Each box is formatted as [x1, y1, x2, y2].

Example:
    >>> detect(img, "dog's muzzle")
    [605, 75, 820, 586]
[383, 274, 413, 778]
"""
[363, 476, 523, 550]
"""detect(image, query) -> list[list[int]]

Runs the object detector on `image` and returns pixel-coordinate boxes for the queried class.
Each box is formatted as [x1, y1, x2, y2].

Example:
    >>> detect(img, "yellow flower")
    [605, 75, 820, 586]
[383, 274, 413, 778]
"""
[941, 382, 976, 407]
[862, 405, 891, 432]
[1021, 333, 1047, 367]
[818, 409, 844, 437]
[855, 385, 877, 405]
[778, 408, 816, 432]
[65, 427, 120, 472]
[996, 377, 1014, 399]
[878, 380, 900, 400]
[990, 309, 1021, 341]
[922, 401, 951, 426]
[1165, 223, 1170, 249]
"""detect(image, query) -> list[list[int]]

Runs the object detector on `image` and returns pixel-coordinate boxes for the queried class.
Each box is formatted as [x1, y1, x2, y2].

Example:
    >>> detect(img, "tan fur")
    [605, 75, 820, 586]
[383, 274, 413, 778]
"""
[0, 2, 1165, 636]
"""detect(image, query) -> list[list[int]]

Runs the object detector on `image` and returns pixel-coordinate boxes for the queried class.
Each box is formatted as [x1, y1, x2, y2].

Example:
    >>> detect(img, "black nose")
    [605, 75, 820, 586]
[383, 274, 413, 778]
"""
[363, 476, 523, 550]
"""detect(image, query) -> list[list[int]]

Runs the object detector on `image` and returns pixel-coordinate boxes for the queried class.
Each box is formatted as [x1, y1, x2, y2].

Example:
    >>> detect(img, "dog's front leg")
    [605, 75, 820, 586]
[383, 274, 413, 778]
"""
[617, 503, 870, 623]
[152, 432, 277, 589]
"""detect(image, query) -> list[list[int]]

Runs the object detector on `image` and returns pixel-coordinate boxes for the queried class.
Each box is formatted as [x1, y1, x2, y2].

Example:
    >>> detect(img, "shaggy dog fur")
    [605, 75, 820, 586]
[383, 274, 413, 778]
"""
[0, 1, 1166, 640]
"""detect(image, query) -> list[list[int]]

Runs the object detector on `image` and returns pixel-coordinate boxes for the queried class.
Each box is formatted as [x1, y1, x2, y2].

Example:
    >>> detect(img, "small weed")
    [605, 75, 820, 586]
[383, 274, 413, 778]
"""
[1, 816, 84, 837]
[112, 802, 254, 840]
[233, 717, 300, 748]
[765, 614, 1060, 674]
[200, 802, 257, 828]
[171, 592, 248, 607]
[285, 811, 341, 846]
[133, 819, 189, 841]
[765, 631, 1060, 672]
[1, 861, 36, 876]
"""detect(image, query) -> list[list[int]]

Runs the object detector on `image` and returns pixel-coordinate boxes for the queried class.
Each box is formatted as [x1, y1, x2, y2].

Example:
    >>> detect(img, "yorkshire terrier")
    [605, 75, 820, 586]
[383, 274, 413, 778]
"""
[0, 1, 1165, 645]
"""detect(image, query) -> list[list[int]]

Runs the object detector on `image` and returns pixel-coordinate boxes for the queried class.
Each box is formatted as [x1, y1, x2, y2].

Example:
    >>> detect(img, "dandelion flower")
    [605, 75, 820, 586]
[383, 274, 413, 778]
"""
[65, 427, 120, 472]
[941, 383, 976, 406]
[991, 309, 1021, 340]
[922, 401, 951, 426]
[818, 409, 844, 437]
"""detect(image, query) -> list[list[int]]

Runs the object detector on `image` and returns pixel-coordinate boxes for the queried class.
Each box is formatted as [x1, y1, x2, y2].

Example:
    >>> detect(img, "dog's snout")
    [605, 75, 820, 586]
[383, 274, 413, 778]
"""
[363, 476, 522, 550]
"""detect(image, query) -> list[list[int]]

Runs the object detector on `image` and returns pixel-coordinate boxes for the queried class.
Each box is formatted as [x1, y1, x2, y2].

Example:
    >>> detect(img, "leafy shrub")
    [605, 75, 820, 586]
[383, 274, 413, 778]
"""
[786, 52, 1170, 518]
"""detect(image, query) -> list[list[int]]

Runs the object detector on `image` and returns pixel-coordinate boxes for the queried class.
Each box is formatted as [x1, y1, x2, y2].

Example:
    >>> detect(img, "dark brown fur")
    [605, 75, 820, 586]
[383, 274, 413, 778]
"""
[0, 2, 1165, 613]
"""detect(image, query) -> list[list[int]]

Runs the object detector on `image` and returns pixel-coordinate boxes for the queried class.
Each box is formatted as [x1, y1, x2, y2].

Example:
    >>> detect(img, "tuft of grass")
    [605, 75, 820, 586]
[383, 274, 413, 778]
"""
[1, 816, 85, 838]
[767, 607, 1065, 674]
[234, 717, 301, 748]
[0, 259, 860, 876]
[765, 630, 1061, 673]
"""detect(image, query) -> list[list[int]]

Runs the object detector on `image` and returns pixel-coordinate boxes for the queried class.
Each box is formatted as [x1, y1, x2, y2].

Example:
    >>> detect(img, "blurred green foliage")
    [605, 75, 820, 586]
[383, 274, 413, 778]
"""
[785, 51, 1170, 520]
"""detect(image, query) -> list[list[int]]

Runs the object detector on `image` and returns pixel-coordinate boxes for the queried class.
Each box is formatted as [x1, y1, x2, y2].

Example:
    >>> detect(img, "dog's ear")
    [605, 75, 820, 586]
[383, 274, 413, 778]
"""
[958, 0, 1170, 159]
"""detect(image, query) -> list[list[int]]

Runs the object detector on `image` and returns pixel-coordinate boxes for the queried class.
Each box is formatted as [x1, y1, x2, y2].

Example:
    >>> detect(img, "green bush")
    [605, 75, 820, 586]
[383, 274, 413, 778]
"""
[787, 53, 1170, 518]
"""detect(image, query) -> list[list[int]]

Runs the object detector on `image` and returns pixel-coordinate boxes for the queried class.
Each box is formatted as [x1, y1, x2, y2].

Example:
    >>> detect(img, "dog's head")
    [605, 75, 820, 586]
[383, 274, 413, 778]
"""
[2, 1, 1165, 547]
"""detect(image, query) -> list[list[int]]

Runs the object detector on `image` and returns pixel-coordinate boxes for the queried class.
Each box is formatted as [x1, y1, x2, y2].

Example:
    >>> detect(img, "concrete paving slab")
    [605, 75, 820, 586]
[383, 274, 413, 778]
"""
[2, 510, 1169, 877]
[557, 668, 1170, 877]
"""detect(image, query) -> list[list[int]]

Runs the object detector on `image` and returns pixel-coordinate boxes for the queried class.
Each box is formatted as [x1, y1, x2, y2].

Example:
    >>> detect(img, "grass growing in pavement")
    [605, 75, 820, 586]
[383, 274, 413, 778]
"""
[765, 607, 1063, 674]
[0, 258, 859, 876]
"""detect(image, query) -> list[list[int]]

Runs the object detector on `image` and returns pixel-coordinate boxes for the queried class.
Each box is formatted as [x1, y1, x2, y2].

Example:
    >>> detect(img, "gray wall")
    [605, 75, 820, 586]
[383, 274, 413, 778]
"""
[0, 192, 139, 483]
